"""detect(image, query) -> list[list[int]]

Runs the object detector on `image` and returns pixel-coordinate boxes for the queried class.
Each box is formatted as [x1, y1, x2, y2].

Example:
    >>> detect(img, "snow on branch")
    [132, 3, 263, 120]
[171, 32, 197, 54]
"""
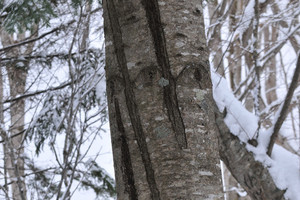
[212, 59, 300, 199]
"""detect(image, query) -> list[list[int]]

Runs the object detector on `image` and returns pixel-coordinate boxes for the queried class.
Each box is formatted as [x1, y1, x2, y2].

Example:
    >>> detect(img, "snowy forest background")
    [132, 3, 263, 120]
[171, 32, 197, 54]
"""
[0, 0, 299, 199]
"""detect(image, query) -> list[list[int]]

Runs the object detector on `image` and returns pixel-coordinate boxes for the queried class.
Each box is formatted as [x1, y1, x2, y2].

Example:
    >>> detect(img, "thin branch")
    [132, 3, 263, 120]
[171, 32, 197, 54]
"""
[1, 167, 56, 188]
[267, 53, 300, 156]
[0, 24, 68, 53]
[3, 81, 71, 104]
[0, 7, 102, 53]
[0, 129, 26, 144]
[0, 49, 86, 63]
[261, 23, 300, 65]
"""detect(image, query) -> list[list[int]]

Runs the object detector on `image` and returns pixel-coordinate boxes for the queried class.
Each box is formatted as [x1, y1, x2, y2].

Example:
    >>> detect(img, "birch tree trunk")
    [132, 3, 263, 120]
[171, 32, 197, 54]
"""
[103, 0, 223, 199]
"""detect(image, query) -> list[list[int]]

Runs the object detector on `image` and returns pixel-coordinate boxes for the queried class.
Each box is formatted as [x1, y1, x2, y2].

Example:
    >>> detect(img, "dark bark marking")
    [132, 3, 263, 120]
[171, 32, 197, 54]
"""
[141, 0, 187, 149]
[194, 68, 202, 82]
[105, 1, 161, 199]
[114, 98, 138, 200]
[193, 8, 202, 16]
[175, 32, 187, 38]
[124, 15, 140, 25]
[108, 80, 115, 103]
[107, 76, 123, 103]
[194, 63, 212, 90]
[137, 65, 158, 87]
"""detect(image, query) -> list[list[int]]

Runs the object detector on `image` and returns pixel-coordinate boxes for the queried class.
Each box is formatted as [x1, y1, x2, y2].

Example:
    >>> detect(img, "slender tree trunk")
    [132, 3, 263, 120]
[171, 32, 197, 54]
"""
[103, 0, 223, 199]
[227, 0, 243, 93]
[0, 27, 36, 200]
[6, 61, 28, 200]
[264, 25, 278, 105]
[0, 65, 10, 200]
[207, 0, 225, 76]
[223, 2, 251, 199]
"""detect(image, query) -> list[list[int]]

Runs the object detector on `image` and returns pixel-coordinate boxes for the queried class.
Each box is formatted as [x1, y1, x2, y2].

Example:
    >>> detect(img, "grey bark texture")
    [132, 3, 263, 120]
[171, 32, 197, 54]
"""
[103, 0, 223, 199]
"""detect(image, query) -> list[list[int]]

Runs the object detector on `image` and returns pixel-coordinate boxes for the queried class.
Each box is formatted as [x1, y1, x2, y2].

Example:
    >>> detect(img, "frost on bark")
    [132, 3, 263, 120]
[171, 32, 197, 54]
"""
[103, 0, 223, 199]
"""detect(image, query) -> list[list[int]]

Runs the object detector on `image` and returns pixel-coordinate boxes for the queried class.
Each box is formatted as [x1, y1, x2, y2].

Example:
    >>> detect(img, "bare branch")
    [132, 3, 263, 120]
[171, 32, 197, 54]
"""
[0, 24, 68, 53]
[3, 81, 72, 104]
[267, 53, 300, 156]
[261, 24, 300, 65]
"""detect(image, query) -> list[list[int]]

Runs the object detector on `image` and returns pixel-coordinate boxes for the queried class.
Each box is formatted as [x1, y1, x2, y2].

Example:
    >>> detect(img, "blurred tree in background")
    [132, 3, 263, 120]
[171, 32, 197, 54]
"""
[0, 0, 115, 199]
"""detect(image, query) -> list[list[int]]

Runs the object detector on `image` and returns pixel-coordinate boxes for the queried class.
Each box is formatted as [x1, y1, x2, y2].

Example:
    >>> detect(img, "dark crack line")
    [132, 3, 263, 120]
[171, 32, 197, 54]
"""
[105, 0, 161, 199]
[114, 98, 138, 200]
[141, 0, 187, 149]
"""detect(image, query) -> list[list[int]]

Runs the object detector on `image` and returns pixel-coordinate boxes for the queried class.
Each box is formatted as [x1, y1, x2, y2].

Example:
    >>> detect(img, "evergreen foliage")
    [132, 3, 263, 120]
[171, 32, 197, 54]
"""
[0, 0, 56, 32]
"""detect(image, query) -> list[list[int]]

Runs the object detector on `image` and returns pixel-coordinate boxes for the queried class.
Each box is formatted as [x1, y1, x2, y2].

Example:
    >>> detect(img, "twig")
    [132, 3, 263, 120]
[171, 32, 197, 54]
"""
[0, 130, 26, 144]
[3, 81, 71, 104]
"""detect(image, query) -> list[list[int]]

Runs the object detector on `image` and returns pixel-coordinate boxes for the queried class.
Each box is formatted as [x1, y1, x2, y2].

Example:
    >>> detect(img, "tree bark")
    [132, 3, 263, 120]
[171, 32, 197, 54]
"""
[103, 0, 223, 199]
[0, 27, 36, 200]
[264, 25, 278, 105]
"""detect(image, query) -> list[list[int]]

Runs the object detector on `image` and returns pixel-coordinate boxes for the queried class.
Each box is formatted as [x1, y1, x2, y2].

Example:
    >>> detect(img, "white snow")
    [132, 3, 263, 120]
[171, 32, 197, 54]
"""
[212, 72, 258, 142]
[236, 0, 255, 35]
[211, 71, 300, 200]
[270, 145, 300, 199]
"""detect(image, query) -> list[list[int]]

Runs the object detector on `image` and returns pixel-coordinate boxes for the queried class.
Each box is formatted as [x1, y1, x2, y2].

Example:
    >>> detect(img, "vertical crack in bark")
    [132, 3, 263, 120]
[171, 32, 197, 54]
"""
[141, 0, 187, 149]
[114, 98, 138, 200]
[105, 1, 161, 199]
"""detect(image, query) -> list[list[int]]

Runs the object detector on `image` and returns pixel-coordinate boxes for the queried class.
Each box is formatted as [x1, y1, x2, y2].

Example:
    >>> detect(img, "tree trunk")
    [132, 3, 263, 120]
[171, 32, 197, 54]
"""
[5, 61, 28, 200]
[103, 0, 223, 199]
[1, 28, 36, 200]
[227, 0, 242, 93]
[264, 25, 278, 105]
